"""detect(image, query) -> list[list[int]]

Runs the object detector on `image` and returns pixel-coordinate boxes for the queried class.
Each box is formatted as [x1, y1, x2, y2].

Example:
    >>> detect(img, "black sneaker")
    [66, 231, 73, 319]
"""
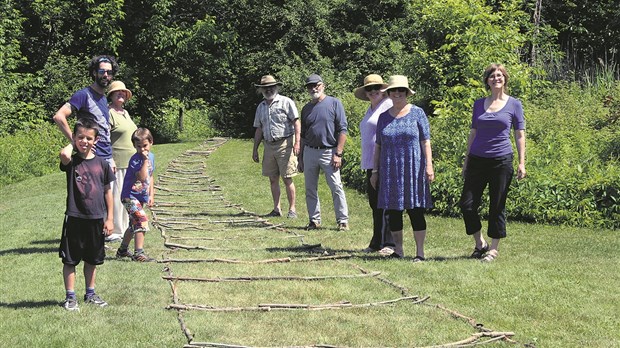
[116, 248, 133, 259]
[84, 293, 108, 307]
[61, 297, 79, 311]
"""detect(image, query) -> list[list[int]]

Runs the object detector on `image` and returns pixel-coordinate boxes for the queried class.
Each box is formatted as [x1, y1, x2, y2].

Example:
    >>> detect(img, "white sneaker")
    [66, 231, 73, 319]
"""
[105, 234, 122, 242]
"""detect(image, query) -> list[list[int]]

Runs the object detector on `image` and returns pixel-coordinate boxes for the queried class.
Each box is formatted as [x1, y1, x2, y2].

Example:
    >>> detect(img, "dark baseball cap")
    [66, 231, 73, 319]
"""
[305, 74, 323, 85]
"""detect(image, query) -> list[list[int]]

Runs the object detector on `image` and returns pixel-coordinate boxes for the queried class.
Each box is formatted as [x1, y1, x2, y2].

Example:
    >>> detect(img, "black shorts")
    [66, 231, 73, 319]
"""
[59, 215, 106, 266]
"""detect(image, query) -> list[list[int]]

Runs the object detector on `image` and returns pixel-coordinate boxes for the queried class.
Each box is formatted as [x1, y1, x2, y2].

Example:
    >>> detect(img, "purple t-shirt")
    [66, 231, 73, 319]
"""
[121, 152, 155, 203]
[68, 87, 112, 159]
[469, 96, 525, 158]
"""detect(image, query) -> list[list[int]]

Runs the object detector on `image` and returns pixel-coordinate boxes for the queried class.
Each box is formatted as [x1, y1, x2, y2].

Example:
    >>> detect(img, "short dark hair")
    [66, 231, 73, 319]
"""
[73, 118, 99, 137]
[88, 55, 119, 79]
[132, 128, 154, 145]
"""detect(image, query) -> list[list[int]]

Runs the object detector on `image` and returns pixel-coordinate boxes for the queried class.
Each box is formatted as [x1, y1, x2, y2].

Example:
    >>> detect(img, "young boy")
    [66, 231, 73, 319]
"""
[116, 128, 156, 262]
[59, 119, 115, 311]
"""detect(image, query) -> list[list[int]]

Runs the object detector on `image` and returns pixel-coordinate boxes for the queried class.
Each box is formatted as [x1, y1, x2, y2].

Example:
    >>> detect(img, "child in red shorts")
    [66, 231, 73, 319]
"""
[116, 128, 156, 262]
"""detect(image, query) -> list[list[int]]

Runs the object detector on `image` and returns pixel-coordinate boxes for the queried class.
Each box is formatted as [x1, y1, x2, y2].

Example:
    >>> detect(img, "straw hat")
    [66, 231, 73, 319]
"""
[354, 74, 388, 100]
[107, 81, 133, 101]
[381, 75, 415, 96]
[255, 75, 283, 88]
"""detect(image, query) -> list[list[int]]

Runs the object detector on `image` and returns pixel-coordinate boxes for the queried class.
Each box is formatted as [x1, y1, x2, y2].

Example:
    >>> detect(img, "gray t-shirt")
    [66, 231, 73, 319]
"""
[301, 95, 348, 148]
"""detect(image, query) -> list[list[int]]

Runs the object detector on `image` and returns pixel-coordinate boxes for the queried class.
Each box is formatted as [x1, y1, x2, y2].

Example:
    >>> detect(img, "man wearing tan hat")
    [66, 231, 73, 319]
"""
[299, 74, 350, 231]
[252, 75, 301, 218]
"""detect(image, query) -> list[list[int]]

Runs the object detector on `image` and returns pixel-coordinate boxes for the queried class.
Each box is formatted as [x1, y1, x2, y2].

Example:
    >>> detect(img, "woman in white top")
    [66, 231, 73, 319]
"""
[354, 74, 395, 255]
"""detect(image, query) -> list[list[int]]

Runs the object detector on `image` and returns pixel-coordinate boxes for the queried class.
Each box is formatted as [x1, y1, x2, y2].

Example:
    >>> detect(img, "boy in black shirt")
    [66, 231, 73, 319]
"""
[59, 119, 115, 311]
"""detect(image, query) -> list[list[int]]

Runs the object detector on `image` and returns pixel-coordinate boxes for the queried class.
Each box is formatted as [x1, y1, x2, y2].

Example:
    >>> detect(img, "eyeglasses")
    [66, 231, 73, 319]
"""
[306, 83, 322, 90]
[364, 84, 382, 92]
[388, 87, 408, 93]
[97, 69, 114, 76]
[488, 73, 504, 79]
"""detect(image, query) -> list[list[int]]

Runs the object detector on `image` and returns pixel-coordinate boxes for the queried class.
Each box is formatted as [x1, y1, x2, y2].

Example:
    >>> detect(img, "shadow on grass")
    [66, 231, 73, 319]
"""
[29, 238, 60, 245]
[0, 246, 57, 256]
[0, 300, 59, 309]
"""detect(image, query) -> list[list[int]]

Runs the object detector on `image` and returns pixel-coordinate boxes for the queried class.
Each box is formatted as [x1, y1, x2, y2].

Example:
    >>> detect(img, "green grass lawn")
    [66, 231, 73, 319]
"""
[0, 138, 618, 347]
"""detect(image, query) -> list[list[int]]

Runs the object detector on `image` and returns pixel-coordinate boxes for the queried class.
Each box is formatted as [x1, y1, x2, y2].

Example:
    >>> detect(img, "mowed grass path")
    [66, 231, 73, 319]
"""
[0, 138, 618, 347]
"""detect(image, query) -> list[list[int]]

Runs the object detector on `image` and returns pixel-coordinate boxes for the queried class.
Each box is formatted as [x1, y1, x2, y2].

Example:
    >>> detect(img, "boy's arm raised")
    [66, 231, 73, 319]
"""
[60, 143, 73, 165]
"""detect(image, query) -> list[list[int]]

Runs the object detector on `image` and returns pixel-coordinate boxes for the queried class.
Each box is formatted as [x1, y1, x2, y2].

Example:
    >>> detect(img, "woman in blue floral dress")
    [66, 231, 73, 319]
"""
[370, 75, 435, 261]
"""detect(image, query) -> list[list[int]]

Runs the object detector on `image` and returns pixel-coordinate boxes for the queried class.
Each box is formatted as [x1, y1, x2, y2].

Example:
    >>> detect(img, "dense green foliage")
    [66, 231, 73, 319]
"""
[1, 0, 619, 228]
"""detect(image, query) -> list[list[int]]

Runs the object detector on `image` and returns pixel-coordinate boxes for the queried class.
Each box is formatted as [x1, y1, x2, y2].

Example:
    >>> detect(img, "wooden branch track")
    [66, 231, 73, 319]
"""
[159, 254, 353, 264]
[167, 234, 304, 241]
[155, 139, 522, 348]
[164, 241, 320, 251]
[167, 295, 426, 312]
[155, 185, 222, 192]
[162, 271, 381, 282]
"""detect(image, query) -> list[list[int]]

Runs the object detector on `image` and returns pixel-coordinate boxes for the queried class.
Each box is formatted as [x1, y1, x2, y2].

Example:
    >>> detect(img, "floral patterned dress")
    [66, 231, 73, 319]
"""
[376, 105, 433, 210]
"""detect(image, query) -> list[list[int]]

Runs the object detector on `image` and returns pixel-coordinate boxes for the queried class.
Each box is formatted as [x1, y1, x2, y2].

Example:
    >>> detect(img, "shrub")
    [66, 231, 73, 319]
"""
[178, 99, 220, 141]
[144, 98, 184, 143]
[0, 123, 67, 187]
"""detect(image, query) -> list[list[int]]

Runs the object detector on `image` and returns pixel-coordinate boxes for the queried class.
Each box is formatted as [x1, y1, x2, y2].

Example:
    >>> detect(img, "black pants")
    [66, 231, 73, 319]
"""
[386, 208, 426, 232]
[459, 154, 514, 239]
[365, 170, 393, 249]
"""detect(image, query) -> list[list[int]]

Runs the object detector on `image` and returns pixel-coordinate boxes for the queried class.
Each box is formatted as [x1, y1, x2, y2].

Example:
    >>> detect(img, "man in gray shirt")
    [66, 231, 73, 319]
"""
[298, 74, 349, 231]
[252, 75, 301, 218]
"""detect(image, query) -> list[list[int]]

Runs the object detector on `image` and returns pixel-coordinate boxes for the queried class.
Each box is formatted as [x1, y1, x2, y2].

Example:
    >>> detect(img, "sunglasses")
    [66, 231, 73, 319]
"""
[364, 84, 382, 92]
[97, 69, 114, 76]
[306, 82, 322, 90]
[388, 87, 408, 93]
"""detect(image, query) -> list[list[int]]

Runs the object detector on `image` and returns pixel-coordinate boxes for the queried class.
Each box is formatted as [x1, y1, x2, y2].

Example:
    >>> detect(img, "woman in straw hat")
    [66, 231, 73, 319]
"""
[107, 81, 138, 242]
[370, 75, 435, 261]
[354, 74, 396, 255]
[460, 63, 526, 262]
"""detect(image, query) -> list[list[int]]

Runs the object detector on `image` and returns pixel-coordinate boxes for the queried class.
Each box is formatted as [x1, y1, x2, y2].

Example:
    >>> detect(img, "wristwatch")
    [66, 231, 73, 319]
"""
[334, 152, 343, 157]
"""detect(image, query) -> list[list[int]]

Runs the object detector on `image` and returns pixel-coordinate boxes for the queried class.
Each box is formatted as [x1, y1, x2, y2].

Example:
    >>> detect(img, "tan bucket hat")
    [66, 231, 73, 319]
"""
[354, 74, 388, 100]
[381, 75, 415, 96]
[255, 75, 283, 88]
[107, 81, 133, 101]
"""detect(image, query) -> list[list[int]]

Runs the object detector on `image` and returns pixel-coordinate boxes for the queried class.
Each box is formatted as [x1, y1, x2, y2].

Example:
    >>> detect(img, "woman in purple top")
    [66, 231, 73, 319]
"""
[460, 63, 526, 262]
[370, 75, 435, 261]
[354, 74, 395, 255]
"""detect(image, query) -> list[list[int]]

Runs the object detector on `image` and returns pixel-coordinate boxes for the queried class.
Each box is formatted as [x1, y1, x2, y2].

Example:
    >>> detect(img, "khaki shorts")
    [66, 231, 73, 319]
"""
[262, 136, 298, 178]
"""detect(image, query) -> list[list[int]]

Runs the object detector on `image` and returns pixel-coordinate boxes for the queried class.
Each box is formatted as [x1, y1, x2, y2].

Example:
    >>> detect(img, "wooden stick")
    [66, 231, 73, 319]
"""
[161, 271, 381, 282]
[159, 254, 351, 264]
[167, 295, 422, 312]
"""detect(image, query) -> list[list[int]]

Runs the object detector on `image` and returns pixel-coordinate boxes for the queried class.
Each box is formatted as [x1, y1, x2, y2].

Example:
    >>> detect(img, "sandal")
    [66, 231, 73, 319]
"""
[378, 247, 395, 257]
[481, 251, 498, 262]
[412, 256, 425, 263]
[470, 243, 489, 259]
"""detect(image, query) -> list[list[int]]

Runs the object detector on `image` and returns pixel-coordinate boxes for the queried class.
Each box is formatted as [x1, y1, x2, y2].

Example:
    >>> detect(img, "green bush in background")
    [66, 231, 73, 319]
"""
[0, 123, 67, 187]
